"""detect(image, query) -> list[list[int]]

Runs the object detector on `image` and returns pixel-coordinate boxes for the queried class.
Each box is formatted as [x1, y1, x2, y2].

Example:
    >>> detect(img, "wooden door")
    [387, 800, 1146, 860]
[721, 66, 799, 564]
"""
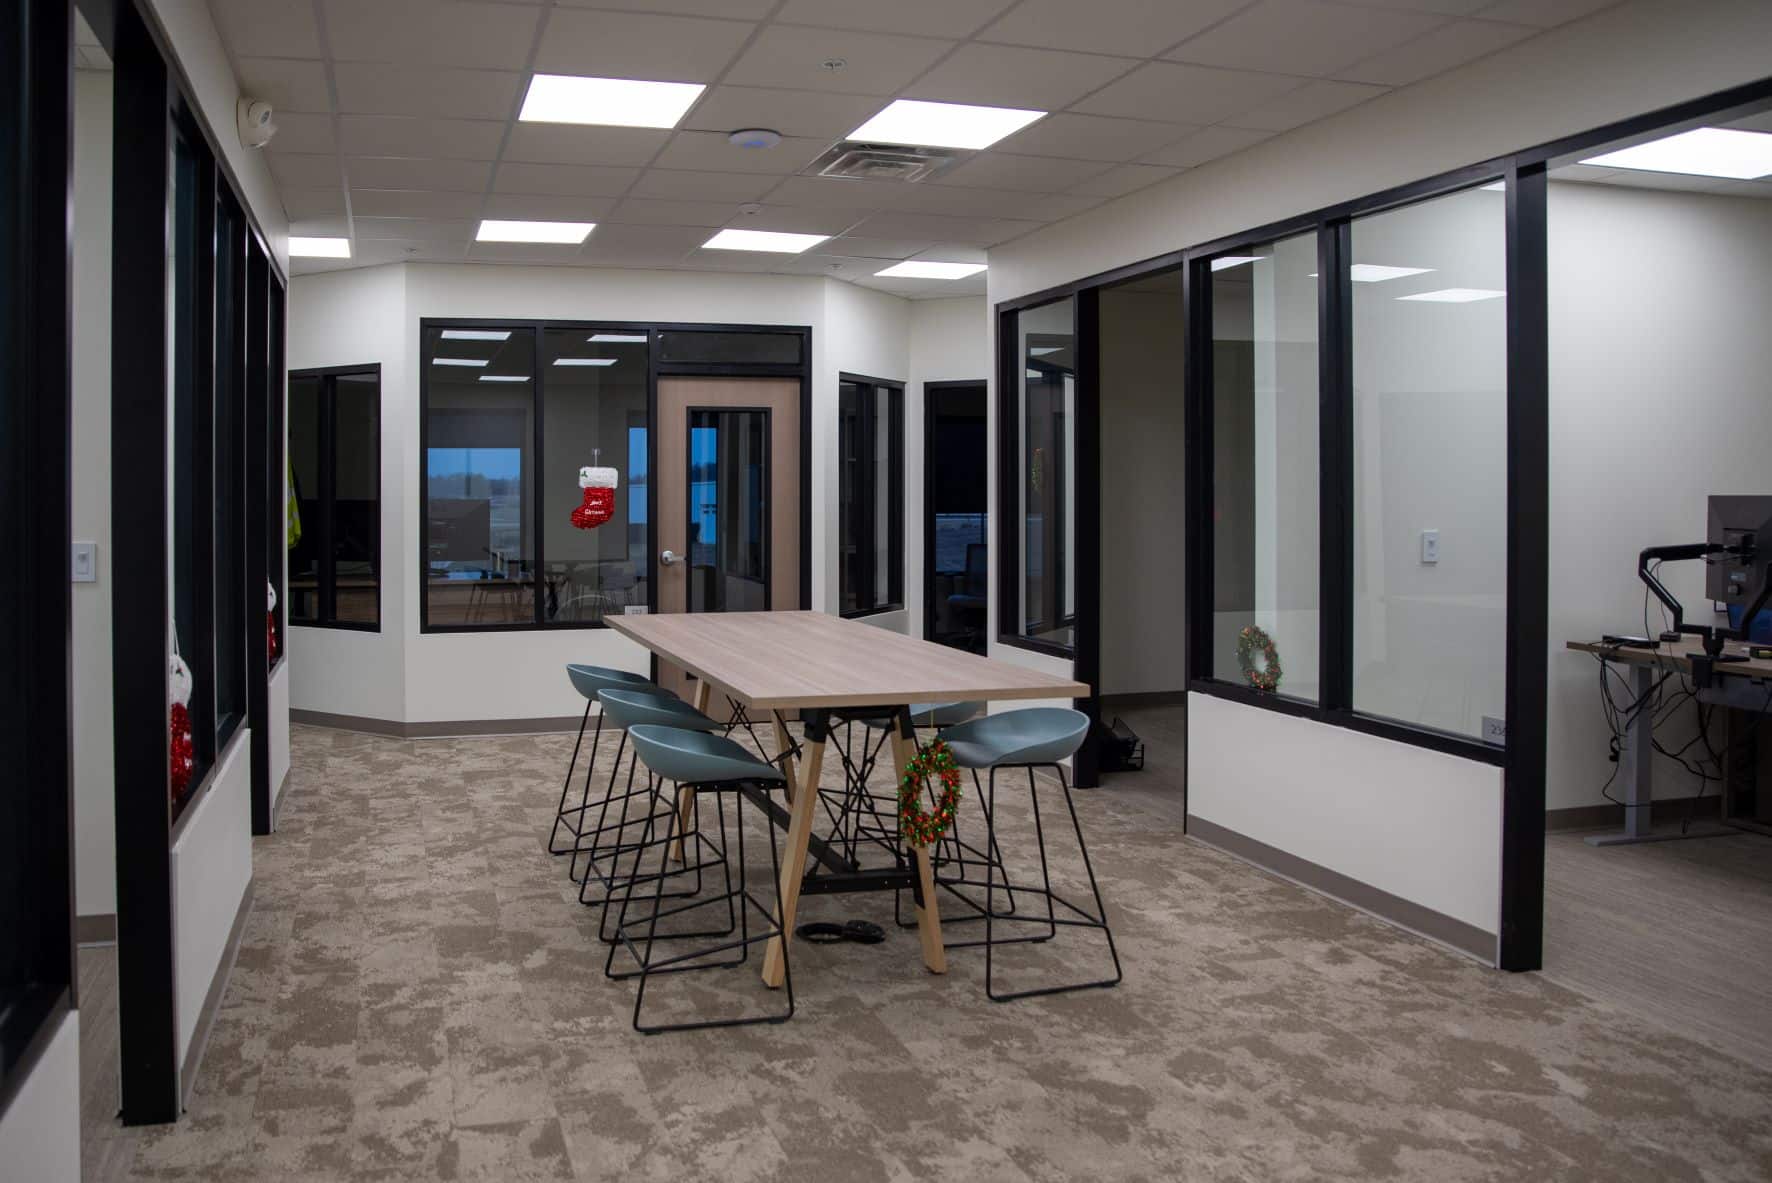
[655, 377, 801, 700]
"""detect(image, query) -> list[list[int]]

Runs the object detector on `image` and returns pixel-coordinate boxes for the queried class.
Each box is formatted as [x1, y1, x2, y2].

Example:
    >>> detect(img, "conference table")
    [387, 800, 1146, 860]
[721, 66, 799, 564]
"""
[608, 610, 1089, 988]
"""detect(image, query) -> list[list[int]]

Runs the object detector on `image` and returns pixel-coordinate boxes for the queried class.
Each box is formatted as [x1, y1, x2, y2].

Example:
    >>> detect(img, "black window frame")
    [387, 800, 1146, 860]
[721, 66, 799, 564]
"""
[838, 373, 905, 619]
[922, 379, 989, 652]
[286, 363, 382, 632]
[418, 318, 814, 634]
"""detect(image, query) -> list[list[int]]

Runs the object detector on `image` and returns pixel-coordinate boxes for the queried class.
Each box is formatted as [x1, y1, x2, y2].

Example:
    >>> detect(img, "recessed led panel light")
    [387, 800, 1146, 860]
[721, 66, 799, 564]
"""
[1025, 369, 1042, 379]
[1210, 256, 1259, 271]
[1397, 288, 1505, 303]
[290, 236, 350, 258]
[1480, 181, 1506, 191]
[588, 333, 648, 343]
[1350, 264, 1433, 283]
[441, 329, 511, 341]
[874, 261, 987, 279]
[519, 74, 705, 130]
[554, 358, 619, 367]
[848, 99, 1045, 151]
[1030, 347, 1062, 356]
[434, 357, 490, 367]
[476, 219, 595, 244]
[1580, 127, 1772, 179]
[478, 374, 530, 382]
[701, 228, 828, 253]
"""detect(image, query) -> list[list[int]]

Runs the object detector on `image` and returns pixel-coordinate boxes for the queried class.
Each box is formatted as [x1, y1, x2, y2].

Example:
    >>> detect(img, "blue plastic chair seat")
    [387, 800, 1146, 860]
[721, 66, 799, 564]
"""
[935, 708, 1090, 769]
[627, 724, 786, 786]
[566, 663, 664, 703]
[598, 688, 720, 733]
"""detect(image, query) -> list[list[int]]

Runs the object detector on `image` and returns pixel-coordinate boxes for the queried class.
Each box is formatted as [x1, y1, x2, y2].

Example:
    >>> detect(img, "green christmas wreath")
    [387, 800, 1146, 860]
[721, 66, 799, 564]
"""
[899, 739, 964, 848]
[1236, 625, 1282, 693]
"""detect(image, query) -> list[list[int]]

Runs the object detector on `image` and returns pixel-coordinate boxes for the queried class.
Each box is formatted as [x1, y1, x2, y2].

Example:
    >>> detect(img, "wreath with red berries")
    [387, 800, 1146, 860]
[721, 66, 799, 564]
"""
[1236, 625, 1282, 693]
[898, 739, 964, 848]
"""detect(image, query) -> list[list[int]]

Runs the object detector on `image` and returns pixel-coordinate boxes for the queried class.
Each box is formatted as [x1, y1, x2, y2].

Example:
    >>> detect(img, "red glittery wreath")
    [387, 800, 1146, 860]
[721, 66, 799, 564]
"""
[898, 739, 964, 849]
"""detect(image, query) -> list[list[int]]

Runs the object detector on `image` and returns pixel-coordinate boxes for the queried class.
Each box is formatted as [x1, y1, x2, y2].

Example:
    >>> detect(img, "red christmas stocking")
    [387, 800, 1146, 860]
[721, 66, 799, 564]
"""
[571, 464, 618, 529]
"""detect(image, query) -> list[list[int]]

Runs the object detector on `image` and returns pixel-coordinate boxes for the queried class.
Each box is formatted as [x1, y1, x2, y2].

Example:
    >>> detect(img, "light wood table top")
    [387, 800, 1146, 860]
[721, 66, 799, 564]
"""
[609, 610, 1089, 709]
[1566, 637, 1772, 678]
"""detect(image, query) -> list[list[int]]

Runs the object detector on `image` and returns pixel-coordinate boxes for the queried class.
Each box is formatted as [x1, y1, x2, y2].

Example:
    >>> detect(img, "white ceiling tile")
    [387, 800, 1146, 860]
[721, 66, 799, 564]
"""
[722, 26, 955, 95]
[910, 242, 989, 264]
[818, 235, 934, 259]
[1474, 0, 1621, 27]
[1139, 124, 1274, 167]
[214, 0, 322, 59]
[358, 239, 469, 264]
[503, 125, 672, 168]
[935, 152, 1111, 193]
[580, 223, 713, 264]
[683, 86, 885, 140]
[1344, 0, 1488, 12]
[1166, 0, 1448, 78]
[1074, 62, 1303, 124]
[533, 9, 755, 80]
[1009, 192, 1109, 221]
[905, 44, 1140, 111]
[322, 0, 540, 70]
[1222, 79, 1389, 132]
[649, 131, 829, 174]
[775, 0, 1015, 38]
[338, 115, 507, 160]
[282, 188, 347, 219]
[555, 0, 777, 18]
[350, 188, 486, 218]
[235, 58, 333, 114]
[345, 156, 494, 192]
[270, 153, 344, 190]
[979, 0, 1250, 58]
[1336, 18, 1535, 85]
[289, 216, 351, 238]
[333, 63, 523, 119]
[265, 112, 338, 156]
[606, 197, 736, 226]
[994, 113, 1203, 163]
[1067, 162, 1182, 198]
[493, 161, 641, 196]
[465, 241, 591, 265]
[755, 175, 907, 213]
[629, 169, 779, 202]
[480, 193, 617, 220]
[723, 206, 868, 235]
[353, 216, 476, 241]
[1725, 110, 1772, 136]
[850, 210, 1042, 246]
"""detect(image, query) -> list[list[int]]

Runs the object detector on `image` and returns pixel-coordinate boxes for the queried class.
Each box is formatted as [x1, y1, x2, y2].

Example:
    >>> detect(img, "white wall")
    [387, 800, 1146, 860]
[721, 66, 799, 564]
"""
[907, 297, 990, 642]
[269, 661, 291, 807]
[72, 68, 115, 919]
[0, 1011, 81, 1183]
[1547, 182, 1772, 811]
[171, 733, 252, 1064]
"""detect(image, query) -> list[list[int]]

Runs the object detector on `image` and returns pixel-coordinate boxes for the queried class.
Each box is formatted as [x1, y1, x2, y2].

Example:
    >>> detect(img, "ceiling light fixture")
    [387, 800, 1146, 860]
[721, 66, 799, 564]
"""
[1210, 256, 1259, 271]
[434, 357, 490, 367]
[478, 374, 530, 382]
[1397, 288, 1505, 303]
[441, 329, 511, 341]
[290, 236, 350, 258]
[476, 219, 595, 244]
[1030, 347, 1062, 356]
[554, 358, 619, 367]
[701, 228, 828, 253]
[1580, 126, 1772, 179]
[1349, 264, 1433, 283]
[847, 99, 1045, 151]
[518, 74, 705, 130]
[874, 261, 987, 280]
[1480, 181, 1506, 191]
[588, 333, 648, 343]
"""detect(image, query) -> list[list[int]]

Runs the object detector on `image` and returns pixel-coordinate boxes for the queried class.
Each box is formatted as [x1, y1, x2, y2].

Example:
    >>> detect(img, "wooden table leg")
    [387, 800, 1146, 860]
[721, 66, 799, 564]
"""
[670, 680, 717, 863]
[772, 711, 799, 806]
[890, 709, 947, 976]
[762, 710, 827, 989]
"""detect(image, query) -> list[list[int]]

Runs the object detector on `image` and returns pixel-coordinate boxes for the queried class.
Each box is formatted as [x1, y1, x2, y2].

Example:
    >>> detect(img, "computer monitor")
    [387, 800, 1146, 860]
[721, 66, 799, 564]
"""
[1706, 495, 1772, 604]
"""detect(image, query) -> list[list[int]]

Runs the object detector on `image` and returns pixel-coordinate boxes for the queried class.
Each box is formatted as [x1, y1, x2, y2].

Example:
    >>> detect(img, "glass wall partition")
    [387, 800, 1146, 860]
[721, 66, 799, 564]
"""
[1350, 187, 1508, 740]
[1012, 296, 1077, 650]
[287, 366, 381, 628]
[213, 195, 247, 746]
[837, 376, 904, 617]
[1208, 235, 1321, 703]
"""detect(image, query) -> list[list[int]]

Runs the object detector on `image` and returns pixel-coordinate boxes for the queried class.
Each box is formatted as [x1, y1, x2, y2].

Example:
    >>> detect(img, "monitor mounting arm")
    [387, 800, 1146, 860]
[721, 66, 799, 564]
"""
[1638, 540, 1767, 668]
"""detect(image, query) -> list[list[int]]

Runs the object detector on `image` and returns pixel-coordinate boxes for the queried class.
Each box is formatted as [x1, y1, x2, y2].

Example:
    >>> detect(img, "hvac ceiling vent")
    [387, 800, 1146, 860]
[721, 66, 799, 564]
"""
[808, 141, 962, 183]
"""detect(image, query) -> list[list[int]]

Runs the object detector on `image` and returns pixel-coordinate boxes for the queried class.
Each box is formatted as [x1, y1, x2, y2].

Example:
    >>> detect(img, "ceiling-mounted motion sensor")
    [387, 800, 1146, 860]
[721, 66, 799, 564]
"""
[237, 97, 277, 150]
[728, 128, 782, 150]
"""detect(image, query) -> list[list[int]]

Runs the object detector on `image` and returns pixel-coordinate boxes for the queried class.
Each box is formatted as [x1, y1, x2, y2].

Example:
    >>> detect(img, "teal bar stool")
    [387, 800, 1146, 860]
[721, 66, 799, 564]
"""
[574, 687, 722, 908]
[549, 664, 665, 859]
[933, 707, 1122, 1002]
[603, 724, 794, 1034]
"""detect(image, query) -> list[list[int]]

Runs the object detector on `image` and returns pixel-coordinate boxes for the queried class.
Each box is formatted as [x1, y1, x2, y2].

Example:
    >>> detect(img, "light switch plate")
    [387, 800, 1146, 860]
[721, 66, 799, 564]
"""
[1420, 529, 1440, 564]
[1482, 716, 1507, 744]
[71, 541, 97, 583]
[622, 604, 649, 615]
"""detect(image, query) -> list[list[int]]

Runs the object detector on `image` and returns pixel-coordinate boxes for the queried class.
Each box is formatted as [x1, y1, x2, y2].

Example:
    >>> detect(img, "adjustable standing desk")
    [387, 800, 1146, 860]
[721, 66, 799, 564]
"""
[1565, 638, 1772, 844]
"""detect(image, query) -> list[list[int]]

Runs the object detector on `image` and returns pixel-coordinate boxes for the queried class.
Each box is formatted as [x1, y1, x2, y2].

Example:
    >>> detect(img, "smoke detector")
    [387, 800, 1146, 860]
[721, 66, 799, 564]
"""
[728, 128, 782, 150]
[236, 97, 277, 149]
[807, 141, 962, 183]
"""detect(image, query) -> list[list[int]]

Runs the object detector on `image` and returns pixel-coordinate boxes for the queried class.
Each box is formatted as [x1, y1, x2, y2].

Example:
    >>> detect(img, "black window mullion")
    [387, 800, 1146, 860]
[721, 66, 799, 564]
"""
[1317, 220, 1354, 716]
[1182, 258, 1214, 685]
[889, 384, 904, 609]
[318, 376, 338, 624]
[860, 384, 878, 612]
[189, 148, 218, 766]
[531, 325, 544, 626]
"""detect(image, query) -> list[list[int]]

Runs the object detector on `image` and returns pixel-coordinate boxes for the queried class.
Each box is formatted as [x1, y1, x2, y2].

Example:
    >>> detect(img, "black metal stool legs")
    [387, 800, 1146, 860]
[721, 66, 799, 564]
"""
[547, 699, 599, 856]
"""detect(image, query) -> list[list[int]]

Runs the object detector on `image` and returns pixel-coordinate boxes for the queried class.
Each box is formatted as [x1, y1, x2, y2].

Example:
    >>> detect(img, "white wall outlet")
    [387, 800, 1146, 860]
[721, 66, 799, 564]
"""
[1420, 529, 1440, 565]
[71, 541, 97, 583]
[622, 604, 649, 615]
[1482, 716, 1507, 744]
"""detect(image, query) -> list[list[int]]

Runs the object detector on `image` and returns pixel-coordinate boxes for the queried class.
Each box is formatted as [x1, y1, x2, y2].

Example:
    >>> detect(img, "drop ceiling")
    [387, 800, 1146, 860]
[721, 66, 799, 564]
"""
[211, 0, 1628, 296]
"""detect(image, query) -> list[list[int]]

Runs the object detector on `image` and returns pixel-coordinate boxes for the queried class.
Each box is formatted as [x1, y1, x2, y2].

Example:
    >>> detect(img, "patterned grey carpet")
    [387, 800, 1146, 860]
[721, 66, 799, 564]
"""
[110, 723, 1772, 1181]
